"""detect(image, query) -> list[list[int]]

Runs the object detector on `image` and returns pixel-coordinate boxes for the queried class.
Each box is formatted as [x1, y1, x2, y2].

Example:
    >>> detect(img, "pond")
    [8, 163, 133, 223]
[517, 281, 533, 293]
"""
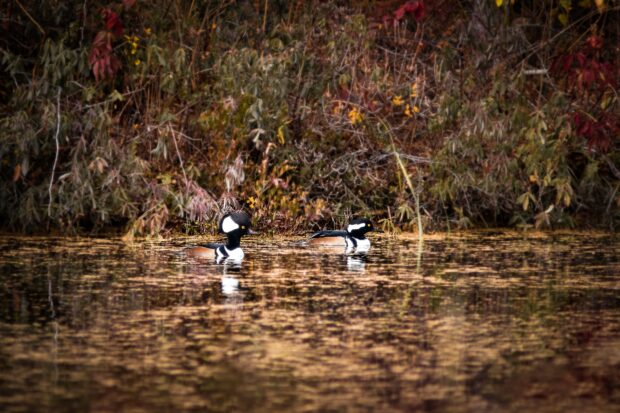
[1, 232, 619, 412]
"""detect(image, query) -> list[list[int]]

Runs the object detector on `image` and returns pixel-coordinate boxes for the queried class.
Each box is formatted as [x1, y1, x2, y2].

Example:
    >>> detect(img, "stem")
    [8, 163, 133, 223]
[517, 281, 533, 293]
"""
[15, 0, 45, 36]
[376, 116, 424, 244]
[393, 146, 423, 244]
[48, 87, 62, 218]
[169, 124, 188, 191]
[262, 0, 269, 34]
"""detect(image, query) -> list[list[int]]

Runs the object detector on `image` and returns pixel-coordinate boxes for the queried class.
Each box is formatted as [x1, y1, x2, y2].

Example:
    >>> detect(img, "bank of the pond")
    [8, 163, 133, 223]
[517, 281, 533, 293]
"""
[1, 1, 618, 235]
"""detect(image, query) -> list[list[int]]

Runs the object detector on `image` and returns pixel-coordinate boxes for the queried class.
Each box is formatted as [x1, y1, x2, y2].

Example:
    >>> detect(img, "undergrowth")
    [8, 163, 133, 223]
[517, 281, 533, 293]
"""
[1, 0, 618, 235]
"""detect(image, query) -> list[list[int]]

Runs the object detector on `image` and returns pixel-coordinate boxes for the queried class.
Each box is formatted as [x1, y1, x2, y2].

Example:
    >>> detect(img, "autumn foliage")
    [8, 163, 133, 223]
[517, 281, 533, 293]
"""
[0, 0, 618, 234]
[551, 34, 618, 152]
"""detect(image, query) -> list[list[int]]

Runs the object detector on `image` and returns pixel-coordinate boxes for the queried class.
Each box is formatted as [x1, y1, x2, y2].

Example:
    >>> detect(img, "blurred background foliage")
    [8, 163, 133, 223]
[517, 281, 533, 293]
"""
[0, 0, 618, 236]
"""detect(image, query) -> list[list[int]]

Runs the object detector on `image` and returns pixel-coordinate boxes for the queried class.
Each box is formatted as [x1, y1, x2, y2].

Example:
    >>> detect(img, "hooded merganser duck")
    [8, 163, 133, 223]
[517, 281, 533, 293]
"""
[309, 218, 375, 252]
[187, 211, 256, 260]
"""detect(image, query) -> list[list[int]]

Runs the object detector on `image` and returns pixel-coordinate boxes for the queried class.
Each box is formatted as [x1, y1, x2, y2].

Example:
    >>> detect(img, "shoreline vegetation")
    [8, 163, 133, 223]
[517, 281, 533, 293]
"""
[1, 1, 619, 237]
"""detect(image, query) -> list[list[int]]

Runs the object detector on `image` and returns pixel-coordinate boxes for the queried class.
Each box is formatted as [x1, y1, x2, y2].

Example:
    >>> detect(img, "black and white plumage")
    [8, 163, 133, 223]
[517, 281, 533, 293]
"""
[187, 212, 255, 260]
[309, 218, 375, 252]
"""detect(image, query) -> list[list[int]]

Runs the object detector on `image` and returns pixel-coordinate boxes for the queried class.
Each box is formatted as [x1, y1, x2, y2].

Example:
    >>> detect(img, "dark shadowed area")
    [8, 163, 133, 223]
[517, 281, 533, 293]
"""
[1, 232, 619, 412]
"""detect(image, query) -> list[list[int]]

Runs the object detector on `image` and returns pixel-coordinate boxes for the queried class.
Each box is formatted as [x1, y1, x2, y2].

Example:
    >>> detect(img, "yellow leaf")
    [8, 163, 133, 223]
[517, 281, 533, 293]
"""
[496, 0, 503, 7]
[404, 104, 413, 117]
[563, 192, 571, 207]
[348, 108, 363, 125]
[391, 95, 404, 106]
[277, 125, 286, 145]
[558, 13, 568, 26]
[559, 0, 572, 11]
[595, 0, 605, 11]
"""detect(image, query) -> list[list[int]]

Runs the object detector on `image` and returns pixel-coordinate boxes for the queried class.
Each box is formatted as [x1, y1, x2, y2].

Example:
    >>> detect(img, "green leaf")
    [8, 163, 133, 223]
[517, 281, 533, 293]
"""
[583, 161, 598, 181]
[108, 90, 124, 102]
[159, 111, 175, 123]
[559, 0, 572, 11]
[558, 13, 569, 26]
[157, 173, 172, 185]
[517, 192, 531, 211]
[83, 87, 96, 102]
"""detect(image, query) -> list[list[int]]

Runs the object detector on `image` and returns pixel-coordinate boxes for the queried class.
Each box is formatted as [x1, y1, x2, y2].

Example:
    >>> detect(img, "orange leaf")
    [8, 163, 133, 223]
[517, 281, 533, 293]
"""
[12, 164, 21, 182]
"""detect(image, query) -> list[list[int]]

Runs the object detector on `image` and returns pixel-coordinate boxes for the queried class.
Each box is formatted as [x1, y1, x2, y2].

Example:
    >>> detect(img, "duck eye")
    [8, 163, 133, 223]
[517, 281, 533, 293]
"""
[241, 225, 246, 229]
[367, 223, 370, 227]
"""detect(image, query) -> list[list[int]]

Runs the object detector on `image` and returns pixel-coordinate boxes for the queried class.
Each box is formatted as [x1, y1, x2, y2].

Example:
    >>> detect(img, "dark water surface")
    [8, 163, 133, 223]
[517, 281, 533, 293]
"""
[1, 232, 619, 412]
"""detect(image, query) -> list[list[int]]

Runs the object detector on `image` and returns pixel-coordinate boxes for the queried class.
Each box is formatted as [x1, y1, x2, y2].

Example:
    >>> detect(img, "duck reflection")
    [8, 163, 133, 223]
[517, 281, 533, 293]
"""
[220, 258, 244, 308]
[347, 254, 368, 272]
[221, 276, 239, 295]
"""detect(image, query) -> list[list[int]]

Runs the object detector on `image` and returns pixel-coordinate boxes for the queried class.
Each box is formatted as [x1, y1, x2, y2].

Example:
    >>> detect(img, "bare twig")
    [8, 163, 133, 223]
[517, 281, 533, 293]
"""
[48, 88, 62, 217]
[15, 0, 45, 36]
[262, 0, 269, 34]
[169, 124, 189, 191]
[373, 152, 432, 164]
[392, 144, 423, 244]
[80, 0, 86, 47]
[602, 154, 620, 181]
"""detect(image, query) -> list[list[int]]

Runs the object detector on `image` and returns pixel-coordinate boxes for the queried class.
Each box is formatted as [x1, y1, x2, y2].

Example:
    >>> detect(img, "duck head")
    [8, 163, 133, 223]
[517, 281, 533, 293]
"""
[346, 218, 374, 239]
[219, 211, 257, 237]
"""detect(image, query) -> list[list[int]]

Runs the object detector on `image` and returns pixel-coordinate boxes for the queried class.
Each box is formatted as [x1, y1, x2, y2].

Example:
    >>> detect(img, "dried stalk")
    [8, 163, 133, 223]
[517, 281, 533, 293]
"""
[48, 88, 61, 218]
[392, 146, 424, 245]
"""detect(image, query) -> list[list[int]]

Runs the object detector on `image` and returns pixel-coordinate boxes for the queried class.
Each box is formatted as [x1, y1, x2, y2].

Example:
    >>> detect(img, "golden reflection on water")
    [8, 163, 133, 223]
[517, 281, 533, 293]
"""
[0, 232, 619, 412]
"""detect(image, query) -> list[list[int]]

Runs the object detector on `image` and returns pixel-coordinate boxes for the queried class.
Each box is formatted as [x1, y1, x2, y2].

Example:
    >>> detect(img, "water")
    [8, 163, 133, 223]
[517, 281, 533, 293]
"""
[1, 232, 619, 412]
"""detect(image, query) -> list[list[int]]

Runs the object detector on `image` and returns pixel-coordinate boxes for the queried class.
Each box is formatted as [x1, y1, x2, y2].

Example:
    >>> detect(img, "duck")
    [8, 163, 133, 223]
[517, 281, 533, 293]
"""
[187, 211, 256, 260]
[308, 218, 375, 252]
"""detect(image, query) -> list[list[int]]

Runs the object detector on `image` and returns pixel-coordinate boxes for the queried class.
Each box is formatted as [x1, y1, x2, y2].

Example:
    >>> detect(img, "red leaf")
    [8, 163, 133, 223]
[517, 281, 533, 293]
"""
[394, 1, 425, 23]
[582, 68, 595, 87]
[92, 60, 100, 82]
[382, 15, 393, 28]
[575, 52, 586, 67]
[123, 0, 136, 10]
[103, 9, 123, 37]
[578, 120, 591, 137]
[587, 35, 603, 50]
[562, 55, 573, 71]
[403, 1, 418, 13]
[89, 32, 121, 82]
[413, 2, 426, 20]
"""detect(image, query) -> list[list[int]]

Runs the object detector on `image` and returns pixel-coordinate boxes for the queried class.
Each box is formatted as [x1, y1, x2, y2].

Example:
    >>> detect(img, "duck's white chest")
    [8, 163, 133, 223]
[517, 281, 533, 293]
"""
[355, 238, 371, 252]
[216, 247, 244, 260]
[345, 237, 371, 253]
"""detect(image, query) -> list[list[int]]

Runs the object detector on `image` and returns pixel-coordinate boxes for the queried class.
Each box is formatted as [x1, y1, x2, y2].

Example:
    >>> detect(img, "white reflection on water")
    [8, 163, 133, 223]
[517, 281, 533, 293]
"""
[347, 255, 367, 272]
[221, 276, 240, 295]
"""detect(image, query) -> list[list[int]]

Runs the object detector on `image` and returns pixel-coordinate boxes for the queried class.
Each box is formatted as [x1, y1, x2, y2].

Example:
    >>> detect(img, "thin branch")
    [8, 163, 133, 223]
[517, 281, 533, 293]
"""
[48, 88, 62, 218]
[169, 124, 189, 191]
[262, 0, 269, 34]
[392, 143, 424, 244]
[15, 0, 45, 36]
